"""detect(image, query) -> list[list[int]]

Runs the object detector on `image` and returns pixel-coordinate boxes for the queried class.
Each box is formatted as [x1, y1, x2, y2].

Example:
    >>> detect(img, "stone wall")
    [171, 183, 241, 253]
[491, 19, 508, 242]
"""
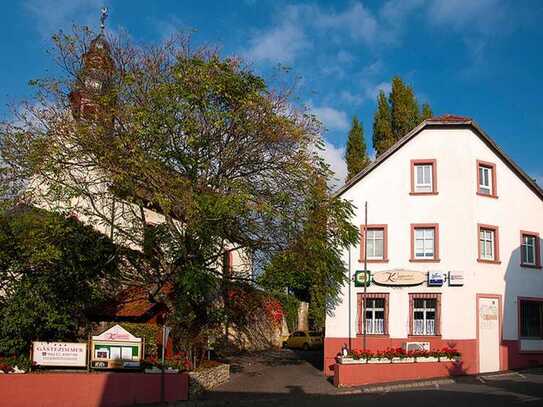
[188, 363, 230, 400]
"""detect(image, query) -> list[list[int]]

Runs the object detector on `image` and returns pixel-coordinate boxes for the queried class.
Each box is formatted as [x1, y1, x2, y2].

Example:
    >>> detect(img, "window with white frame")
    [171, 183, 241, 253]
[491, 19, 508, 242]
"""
[414, 228, 435, 259]
[520, 232, 541, 267]
[364, 298, 385, 335]
[413, 298, 436, 335]
[478, 165, 493, 195]
[414, 163, 433, 193]
[480, 228, 495, 260]
[366, 228, 384, 260]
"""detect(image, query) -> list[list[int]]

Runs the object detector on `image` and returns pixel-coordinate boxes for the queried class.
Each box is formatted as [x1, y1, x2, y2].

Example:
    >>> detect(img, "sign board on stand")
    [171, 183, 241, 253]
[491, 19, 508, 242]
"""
[91, 324, 143, 370]
[32, 342, 87, 367]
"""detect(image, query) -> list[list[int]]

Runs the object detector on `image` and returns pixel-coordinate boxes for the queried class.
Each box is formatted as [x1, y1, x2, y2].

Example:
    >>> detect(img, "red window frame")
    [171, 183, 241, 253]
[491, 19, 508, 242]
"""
[357, 293, 389, 336]
[410, 223, 440, 263]
[359, 224, 389, 263]
[410, 159, 438, 195]
[477, 224, 501, 264]
[520, 231, 542, 269]
[476, 160, 498, 198]
[409, 293, 441, 336]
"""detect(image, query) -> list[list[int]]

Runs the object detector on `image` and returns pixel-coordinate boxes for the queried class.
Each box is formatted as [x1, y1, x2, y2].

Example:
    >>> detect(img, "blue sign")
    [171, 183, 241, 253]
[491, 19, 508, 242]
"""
[428, 271, 444, 286]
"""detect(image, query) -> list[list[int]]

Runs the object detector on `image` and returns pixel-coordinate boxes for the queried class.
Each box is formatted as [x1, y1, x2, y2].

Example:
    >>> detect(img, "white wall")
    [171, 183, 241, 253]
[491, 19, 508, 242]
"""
[326, 127, 543, 341]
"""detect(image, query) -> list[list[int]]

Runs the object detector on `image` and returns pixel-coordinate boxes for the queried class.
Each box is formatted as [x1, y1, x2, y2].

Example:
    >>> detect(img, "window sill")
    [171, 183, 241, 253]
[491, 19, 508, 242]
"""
[358, 259, 389, 264]
[477, 259, 502, 264]
[410, 192, 438, 196]
[410, 258, 441, 263]
[356, 334, 389, 338]
[520, 264, 542, 269]
[407, 335, 441, 339]
[476, 192, 498, 199]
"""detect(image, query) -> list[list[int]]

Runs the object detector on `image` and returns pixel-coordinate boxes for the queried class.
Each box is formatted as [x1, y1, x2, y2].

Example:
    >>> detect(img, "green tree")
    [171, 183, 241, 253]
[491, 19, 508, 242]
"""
[420, 102, 433, 121]
[0, 29, 357, 348]
[372, 79, 433, 157]
[258, 175, 358, 329]
[0, 205, 118, 356]
[345, 116, 369, 181]
[372, 90, 394, 157]
[389, 76, 420, 140]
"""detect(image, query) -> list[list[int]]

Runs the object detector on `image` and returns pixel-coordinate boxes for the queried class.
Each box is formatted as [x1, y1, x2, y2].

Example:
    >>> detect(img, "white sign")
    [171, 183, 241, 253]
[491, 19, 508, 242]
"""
[373, 270, 426, 286]
[428, 271, 444, 286]
[32, 342, 87, 367]
[448, 270, 464, 286]
[92, 324, 142, 342]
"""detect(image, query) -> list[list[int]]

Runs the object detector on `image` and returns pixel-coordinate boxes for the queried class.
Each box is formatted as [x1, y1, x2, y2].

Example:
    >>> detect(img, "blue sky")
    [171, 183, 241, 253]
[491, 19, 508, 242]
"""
[1, 0, 543, 183]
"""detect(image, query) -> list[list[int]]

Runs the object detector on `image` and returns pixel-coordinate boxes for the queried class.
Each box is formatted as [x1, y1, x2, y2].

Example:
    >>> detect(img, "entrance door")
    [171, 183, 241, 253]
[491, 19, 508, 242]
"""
[478, 296, 500, 373]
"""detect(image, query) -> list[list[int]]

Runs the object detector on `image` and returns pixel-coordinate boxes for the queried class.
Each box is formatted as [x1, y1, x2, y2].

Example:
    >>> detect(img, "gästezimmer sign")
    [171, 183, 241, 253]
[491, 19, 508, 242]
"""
[32, 342, 87, 367]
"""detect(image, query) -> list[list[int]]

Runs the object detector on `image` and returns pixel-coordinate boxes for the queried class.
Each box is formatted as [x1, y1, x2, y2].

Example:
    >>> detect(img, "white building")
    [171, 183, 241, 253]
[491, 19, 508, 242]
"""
[324, 115, 543, 376]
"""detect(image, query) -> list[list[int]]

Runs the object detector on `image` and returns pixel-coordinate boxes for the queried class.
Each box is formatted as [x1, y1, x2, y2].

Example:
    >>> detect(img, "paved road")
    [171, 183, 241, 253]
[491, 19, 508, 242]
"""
[193, 350, 543, 406]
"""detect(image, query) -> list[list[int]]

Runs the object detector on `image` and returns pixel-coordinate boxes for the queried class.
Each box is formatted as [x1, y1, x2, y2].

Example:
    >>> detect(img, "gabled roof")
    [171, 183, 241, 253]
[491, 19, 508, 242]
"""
[335, 115, 543, 200]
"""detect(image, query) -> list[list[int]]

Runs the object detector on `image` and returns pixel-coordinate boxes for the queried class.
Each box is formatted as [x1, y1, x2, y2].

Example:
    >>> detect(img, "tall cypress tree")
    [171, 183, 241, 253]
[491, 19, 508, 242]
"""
[389, 77, 420, 141]
[420, 103, 433, 121]
[345, 116, 369, 180]
[372, 90, 394, 157]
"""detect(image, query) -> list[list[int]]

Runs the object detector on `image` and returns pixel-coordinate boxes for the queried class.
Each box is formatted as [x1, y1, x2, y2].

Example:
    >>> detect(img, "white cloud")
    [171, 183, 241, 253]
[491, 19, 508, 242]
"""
[243, 2, 385, 65]
[243, 7, 310, 64]
[319, 140, 347, 188]
[24, 0, 105, 38]
[309, 103, 349, 132]
[312, 2, 379, 44]
[428, 0, 507, 33]
[340, 79, 391, 106]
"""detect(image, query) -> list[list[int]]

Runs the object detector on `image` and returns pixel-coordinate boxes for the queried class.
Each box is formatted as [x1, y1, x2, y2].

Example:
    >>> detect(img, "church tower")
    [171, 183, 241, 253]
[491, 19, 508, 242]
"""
[69, 8, 115, 123]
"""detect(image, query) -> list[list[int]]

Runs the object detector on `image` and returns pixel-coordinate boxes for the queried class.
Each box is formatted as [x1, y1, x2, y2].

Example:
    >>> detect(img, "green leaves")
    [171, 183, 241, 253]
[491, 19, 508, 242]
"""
[372, 77, 432, 157]
[345, 116, 370, 181]
[0, 206, 119, 356]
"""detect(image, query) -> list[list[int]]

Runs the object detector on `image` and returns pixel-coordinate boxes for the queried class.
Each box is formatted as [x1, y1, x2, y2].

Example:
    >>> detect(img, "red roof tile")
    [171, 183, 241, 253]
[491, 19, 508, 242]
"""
[428, 114, 472, 122]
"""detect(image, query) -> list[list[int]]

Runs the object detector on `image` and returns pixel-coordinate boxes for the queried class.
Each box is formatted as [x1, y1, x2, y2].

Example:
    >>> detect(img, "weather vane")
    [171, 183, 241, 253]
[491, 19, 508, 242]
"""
[100, 7, 108, 33]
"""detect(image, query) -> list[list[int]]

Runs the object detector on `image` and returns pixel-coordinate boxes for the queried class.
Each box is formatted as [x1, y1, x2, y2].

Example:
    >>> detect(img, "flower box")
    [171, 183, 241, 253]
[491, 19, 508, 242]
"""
[396, 357, 415, 363]
[416, 356, 439, 363]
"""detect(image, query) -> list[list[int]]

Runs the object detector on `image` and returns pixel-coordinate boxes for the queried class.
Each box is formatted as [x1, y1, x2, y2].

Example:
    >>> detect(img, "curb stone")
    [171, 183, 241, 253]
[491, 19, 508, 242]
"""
[359, 378, 455, 393]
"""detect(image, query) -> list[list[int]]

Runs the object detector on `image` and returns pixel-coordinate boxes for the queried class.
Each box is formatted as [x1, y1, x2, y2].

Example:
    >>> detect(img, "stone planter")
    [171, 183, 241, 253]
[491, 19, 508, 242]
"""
[188, 363, 230, 400]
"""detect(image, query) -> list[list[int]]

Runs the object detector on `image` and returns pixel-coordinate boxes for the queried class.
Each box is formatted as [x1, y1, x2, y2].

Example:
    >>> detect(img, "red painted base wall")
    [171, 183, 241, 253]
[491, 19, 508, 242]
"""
[503, 340, 543, 370]
[325, 337, 543, 380]
[324, 337, 477, 377]
[334, 361, 463, 387]
[0, 372, 189, 407]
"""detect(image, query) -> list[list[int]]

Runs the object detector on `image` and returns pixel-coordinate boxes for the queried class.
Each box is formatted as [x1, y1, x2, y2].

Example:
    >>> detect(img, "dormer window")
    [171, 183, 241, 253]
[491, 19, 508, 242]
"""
[410, 159, 437, 195]
[477, 160, 497, 198]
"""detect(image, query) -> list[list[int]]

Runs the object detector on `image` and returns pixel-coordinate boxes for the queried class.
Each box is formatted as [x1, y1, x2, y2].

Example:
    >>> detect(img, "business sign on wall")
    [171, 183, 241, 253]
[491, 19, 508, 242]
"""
[32, 342, 87, 367]
[372, 270, 426, 286]
[354, 270, 371, 287]
[448, 270, 464, 286]
[428, 271, 444, 286]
